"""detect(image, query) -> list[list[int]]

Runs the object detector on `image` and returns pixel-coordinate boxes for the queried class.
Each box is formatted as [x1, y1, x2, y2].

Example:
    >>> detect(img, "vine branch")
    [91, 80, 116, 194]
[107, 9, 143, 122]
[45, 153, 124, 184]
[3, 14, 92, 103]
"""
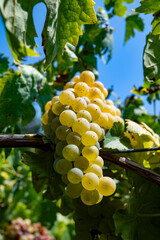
[0, 134, 160, 186]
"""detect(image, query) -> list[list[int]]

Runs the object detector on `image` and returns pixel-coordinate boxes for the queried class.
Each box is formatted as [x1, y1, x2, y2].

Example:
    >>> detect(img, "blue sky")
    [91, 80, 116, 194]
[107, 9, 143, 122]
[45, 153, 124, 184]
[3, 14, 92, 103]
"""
[0, 0, 159, 115]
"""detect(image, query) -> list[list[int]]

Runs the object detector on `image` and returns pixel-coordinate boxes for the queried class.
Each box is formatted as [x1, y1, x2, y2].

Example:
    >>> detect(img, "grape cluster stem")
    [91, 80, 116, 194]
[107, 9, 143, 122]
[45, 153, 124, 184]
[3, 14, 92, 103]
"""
[0, 134, 160, 186]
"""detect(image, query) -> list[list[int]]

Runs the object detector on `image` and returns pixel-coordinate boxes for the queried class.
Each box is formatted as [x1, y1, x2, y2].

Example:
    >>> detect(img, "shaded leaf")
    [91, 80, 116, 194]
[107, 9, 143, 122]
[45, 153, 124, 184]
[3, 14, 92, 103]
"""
[125, 13, 144, 43]
[136, 0, 160, 14]
[152, 12, 160, 36]
[0, 54, 9, 74]
[105, 0, 133, 17]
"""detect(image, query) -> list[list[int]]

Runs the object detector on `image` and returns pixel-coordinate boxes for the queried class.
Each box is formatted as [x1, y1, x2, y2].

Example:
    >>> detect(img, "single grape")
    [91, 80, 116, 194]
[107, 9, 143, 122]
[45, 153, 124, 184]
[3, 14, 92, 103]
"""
[59, 109, 77, 127]
[74, 156, 89, 171]
[104, 99, 114, 106]
[55, 141, 67, 157]
[44, 100, 52, 111]
[54, 158, 72, 175]
[73, 75, 80, 83]
[91, 98, 104, 111]
[102, 88, 108, 98]
[99, 128, 105, 142]
[51, 96, 59, 105]
[87, 87, 103, 100]
[48, 108, 55, 123]
[51, 117, 61, 131]
[82, 96, 91, 105]
[52, 101, 69, 116]
[91, 156, 104, 168]
[82, 172, 99, 190]
[86, 103, 101, 121]
[72, 118, 90, 136]
[80, 189, 99, 206]
[66, 132, 81, 146]
[59, 89, 75, 106]
[77, 110, 92, 122]
[62, 144, 80, 161]
[97, 177, 116, 196]
[41, 111, 49, 125]
[64, 81, 75, 90]
[90, 122, 102, 140]
[66, 183, 83, 198]
[85, 164, 103, 178]
[81, 131, 98, 146]
[103, 105, 116, 116]
[74, 82, 90, 97]
[71, 97, 87, 112]
[80, 70, 95, 87]
[94, 113, 109, 130]
[105, 112, 115, 129]
[55, 125, 71, 141]
[93, 81, 104, 92]
[82, 146, 99, 161]
[67, 168, 83, 184]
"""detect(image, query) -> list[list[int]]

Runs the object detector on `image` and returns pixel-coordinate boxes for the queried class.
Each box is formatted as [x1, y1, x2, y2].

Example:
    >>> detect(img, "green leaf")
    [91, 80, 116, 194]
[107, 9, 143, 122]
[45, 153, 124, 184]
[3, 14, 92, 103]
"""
[0, 65, 42, 131]
[0, 54, 9, 74]
[114, 174, 160, 240]
[105, 0, 133, 17]
[103, 122, 131, 151]
[136, 0, 160, 14]
[125, 13, 144, 43]
[143, 33, 160, 82]
[43, 0, 97, 68]
[152, 12, 160, 36]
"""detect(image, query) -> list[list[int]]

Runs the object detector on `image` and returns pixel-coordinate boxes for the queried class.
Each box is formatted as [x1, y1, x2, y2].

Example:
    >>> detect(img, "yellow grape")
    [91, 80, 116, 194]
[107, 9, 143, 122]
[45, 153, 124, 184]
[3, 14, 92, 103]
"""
[72, 118, 90, 136]
[59, 110, 77, 127]
[85, 164, 103, 178]
[67, 167, 83, 184]
[102, 88, 108, 98]
[80, 189, 99, 206]
[90, 122, 102, 140]
[45, 100, 52, 111]
[99, 128, 105, 142]
[59, 89, 75, 106]
[73, 75, 80, 83]
[90, 156, 104, 168]
[74, 156, 89, 172]
[62, 144, 80, 161]
[115, 108, 121, 116]
[105, 99, 114, 106]
[66, 132, 81, 146]
[52, 101, 69, 116]
[93, 81, 104, 92]
[55, 125, 71, 141]
[97, 177, 116, 196]
[103, 105, 116, 116]
[116, 116, 124, 124]
[81, 172, 99, 190]
[105, 112, 115, 129]
[82, 146, 99, 161]
[74, 82, 90, 97]
[41, 111, 49, 125]
[80, 70, 95, 87]
[71, 97, 87, 112]
[77, 110, 92, 122]
[87, 87, 103, 100]
[64, 81, 75, 90]
[94, 113, 109, 130]
[81, 131, 98, 146]
[51, 96, 59, 105]
[86, 103, 101, 121]
[82, 96, 91, 105]
[91, 98, 104, 111]
[66, 183, 83, 199]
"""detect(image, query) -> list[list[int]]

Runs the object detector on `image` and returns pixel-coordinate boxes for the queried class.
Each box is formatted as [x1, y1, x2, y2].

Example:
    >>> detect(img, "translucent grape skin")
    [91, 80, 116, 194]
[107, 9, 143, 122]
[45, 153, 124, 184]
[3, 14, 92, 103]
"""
[55, 141, 67, 157]
[71, 97, 87, 112]
[90, 122, 102, 140]
[66, 183, 83, 199]
[77, 110, 92, 122]
[55, 125, 71, 141]
[80, 189, 99, 206]
[59, 89, 75, 106]
[82, 146, 99, 161]
[74, 156, 89, 172]
[80, 70, 95, 87]
[66, 132, 81, 146]
[74, 82, 89, 97]
[54, 158, 72, 175]
[85, 164, 103, 178]
[81, 172, 99, 190]
[72, 118, 90, 136]
[86, 104, 101, 121]
[67, 168, 83, 184]
[97, 177, 116, 196]
[81, 131, 98, 146]
[59, 110, 77, 127]
[62, 144, 80, 161]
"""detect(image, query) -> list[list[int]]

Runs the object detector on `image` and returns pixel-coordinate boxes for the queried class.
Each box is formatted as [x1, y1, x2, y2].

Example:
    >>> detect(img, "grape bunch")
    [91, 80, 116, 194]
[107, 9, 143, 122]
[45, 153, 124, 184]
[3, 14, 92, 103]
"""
[4, 218, 55, 240]
[42, 70, 123, 206]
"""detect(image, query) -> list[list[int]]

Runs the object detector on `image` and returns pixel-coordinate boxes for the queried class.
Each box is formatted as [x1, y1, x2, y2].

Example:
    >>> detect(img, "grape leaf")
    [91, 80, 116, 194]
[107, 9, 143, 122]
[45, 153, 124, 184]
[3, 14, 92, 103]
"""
[143, 33, 160, 82]
[114, 174, 160, 240]
[0, 0, 97, 66]
[0, 54, 9, 74]
[152, 12, 160, 36]
[125, 13, 144, 43]
[105, 0, 134, 17]
[136, 0, 160, 14]
[0, 65, 42, 131]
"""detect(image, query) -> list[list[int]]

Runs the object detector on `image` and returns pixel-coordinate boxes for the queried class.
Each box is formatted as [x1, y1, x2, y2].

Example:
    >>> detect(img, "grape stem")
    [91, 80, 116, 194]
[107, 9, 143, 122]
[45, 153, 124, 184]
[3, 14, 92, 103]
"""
[0, 134, 160, 186]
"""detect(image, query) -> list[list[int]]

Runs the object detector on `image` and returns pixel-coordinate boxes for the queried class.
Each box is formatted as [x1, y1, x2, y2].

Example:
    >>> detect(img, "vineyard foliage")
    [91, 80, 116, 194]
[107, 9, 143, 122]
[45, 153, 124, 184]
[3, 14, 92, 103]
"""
[0, 0, 160, 240]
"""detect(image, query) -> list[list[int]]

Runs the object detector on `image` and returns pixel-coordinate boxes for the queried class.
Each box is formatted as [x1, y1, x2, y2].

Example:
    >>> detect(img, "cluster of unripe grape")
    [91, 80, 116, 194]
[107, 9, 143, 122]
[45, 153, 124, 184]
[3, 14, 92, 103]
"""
[42, 70, 123, 206]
